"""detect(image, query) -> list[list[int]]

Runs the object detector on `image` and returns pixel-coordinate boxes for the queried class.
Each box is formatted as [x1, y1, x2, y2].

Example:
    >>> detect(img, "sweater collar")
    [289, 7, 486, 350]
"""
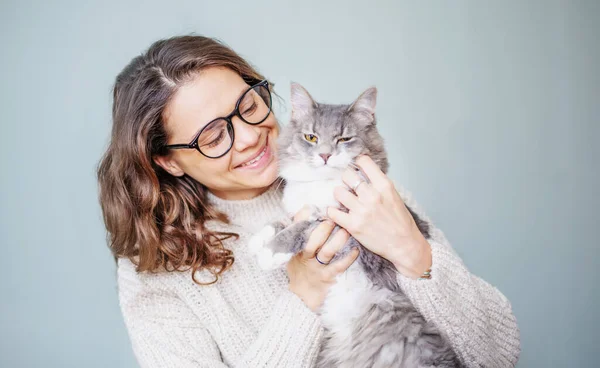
[205, 180, 287, 232]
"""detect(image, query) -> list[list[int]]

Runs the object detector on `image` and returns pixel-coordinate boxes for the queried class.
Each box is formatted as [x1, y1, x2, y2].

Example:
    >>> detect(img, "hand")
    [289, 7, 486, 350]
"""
[327, 155, 432, 279]
[287, 208, 360, 312]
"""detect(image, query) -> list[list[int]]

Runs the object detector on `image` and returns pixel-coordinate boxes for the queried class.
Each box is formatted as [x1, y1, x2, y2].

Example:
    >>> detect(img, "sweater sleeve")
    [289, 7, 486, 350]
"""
[234, 287, 324, 367]
[117, 260, 324, 368]
[394, 185, 521, 368]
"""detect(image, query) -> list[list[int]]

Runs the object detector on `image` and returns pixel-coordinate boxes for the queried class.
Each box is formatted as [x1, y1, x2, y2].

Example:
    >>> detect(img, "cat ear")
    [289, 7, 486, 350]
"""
[290, 82, 317, 122]
[348, 87, 377, 125]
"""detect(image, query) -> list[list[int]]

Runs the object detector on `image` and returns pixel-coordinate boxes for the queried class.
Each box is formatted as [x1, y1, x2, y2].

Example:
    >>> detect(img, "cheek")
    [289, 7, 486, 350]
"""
[269, 127, 279, 143]
[297, 141, 315, 160]
[330, 145, 360, 167]
[280, 139, 308, 165]
[271, 120, 280, 136]
[263, 120, 279, 148]
[329, 151, 353, 167]
[183, 153, 231, 184]
[265, 114, 279, 133]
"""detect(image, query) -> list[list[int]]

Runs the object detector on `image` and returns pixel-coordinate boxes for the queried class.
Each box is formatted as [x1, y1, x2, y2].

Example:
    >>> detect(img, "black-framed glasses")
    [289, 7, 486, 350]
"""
[164, 79, 272, 158]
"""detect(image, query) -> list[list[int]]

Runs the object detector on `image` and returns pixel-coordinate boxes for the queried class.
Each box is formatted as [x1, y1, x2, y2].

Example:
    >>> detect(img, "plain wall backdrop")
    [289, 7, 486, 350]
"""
[1, 0, 598, 367]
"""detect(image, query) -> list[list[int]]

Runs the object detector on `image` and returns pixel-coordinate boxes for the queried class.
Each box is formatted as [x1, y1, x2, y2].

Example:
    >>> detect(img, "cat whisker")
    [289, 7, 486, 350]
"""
[273, 177, 286, 193]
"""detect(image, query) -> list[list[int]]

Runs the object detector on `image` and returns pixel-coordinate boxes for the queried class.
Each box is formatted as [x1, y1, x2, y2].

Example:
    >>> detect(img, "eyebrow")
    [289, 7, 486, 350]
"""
[223, 84, 251, 114]
[188, 84, 251, 140]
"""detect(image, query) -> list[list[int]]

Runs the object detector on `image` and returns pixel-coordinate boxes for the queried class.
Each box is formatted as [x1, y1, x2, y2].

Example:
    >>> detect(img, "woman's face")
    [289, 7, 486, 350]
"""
[155, 67, 280, 200]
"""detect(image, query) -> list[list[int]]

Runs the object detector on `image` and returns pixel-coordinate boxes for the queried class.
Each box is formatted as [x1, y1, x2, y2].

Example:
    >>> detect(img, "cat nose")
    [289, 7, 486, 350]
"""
[319, 153, 331, 164]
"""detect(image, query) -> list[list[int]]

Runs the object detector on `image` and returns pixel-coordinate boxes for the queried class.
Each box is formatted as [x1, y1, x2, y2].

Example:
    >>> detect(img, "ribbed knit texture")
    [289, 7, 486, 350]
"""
[117, 182, 521, 367]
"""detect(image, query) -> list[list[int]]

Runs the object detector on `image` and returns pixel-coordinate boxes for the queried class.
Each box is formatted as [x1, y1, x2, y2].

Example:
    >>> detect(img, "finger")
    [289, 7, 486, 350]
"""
[341, 167, 371, 198]
[293, 205, 313, 222]
[333, 186, 360, 212]
[354, 155, 390, 192]
[316, 228, 350, 264]
[327, 206, 352, 230]
[329, 247, 360, 275]
[302, 220, 335, 258]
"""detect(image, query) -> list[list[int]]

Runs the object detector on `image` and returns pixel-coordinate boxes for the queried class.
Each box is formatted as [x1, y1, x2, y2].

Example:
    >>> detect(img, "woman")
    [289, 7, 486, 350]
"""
[98, 35, 520, 367]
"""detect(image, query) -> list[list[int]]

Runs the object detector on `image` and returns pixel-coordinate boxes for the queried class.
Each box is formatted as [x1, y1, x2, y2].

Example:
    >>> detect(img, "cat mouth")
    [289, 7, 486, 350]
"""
[318, 164, 342, 170]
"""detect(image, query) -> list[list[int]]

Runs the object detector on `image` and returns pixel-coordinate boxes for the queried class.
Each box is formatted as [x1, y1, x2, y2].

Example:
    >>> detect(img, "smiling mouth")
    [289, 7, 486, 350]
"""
[236, 136, 269, 168]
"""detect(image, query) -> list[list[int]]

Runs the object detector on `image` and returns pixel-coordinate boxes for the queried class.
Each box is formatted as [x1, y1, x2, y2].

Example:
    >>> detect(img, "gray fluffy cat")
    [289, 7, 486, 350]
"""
[248, 83, 462, 367]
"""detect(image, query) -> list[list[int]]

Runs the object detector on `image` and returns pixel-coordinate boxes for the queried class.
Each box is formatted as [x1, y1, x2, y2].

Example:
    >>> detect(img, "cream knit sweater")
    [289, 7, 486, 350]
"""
[117, 183, 521, 367]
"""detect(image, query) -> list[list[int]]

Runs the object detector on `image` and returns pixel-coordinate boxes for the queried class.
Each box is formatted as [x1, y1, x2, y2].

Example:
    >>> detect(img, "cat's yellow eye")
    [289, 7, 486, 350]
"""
[304, 134, 318, 143]
[337, 137, 353, 143]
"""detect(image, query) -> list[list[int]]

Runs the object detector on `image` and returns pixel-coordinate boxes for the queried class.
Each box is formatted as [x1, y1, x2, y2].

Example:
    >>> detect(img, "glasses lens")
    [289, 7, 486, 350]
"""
[197, 119, 233, 158]
[238, 84, 272, 124]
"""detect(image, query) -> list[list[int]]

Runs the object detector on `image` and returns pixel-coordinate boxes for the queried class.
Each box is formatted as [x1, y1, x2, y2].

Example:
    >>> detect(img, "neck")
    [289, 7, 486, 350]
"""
[208, 185, 272, 201]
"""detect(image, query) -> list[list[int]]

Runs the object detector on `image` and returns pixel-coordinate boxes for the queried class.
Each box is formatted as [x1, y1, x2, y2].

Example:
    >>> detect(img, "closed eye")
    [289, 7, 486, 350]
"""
[205, 130, 226, 148]
[240, 101, 257, 116]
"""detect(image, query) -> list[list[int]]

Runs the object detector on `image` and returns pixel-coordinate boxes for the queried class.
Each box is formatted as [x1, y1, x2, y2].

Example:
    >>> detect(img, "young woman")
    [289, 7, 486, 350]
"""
[97, 35, 520, 367]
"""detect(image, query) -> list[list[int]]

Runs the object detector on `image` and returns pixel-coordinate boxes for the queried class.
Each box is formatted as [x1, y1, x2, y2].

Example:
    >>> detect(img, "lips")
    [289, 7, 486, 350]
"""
[235, 136, 269, 169]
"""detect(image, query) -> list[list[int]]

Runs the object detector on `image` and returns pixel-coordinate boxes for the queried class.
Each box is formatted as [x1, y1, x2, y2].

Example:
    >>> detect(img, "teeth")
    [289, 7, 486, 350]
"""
[240, 146, 267, 167]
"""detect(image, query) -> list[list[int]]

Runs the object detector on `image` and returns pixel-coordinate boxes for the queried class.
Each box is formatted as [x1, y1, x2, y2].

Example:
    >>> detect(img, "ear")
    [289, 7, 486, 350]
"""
[348, 87, 377, 125]
[153, 154, 185, 177]
[290, 82, 317, 122]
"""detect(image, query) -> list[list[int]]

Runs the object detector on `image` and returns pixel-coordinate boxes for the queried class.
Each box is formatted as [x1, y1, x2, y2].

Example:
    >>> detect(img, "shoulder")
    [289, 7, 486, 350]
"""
[116, 258, 188, 308]
[117, 258, 166, 300]
[116, 257, 218, 300]
[116, 258, 207, 329]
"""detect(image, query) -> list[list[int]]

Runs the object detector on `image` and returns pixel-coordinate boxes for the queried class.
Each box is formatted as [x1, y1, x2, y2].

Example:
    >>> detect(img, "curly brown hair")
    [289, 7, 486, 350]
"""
[97, 35, 269, 285]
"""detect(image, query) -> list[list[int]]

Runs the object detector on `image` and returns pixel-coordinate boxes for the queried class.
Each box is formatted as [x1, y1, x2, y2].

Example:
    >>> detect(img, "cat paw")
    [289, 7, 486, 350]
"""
[248, 226, 294, 270]
[307, 206, 327, 222]
[257, 251, 294, 270]
[248, 225, 276, 254]
[307, 213, 320, 222]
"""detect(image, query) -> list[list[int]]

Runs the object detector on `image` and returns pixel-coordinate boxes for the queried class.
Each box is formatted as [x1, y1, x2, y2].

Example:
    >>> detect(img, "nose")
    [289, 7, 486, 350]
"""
[232, 118, 260, 152]
[319, 153, 331, 164]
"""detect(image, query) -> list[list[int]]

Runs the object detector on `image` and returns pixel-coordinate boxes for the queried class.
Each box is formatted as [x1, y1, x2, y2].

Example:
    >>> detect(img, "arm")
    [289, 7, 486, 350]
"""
[394, 185, 521, 368]
[327, 155, 521, 367]
[117, 259, 324, 368]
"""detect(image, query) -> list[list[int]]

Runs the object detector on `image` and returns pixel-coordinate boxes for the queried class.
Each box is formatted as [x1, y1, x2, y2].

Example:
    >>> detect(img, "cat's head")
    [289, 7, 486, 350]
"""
[277, 83, 388, 182]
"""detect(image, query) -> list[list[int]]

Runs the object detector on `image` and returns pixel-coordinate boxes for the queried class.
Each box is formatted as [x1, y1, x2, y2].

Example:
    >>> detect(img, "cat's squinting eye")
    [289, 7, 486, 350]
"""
[337, 137, 353, 143]
[304, 134, 318, 143]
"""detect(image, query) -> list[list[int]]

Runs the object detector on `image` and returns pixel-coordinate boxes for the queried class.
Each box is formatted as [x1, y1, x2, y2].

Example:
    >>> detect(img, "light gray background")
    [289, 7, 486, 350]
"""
[1, 1, 598, 367]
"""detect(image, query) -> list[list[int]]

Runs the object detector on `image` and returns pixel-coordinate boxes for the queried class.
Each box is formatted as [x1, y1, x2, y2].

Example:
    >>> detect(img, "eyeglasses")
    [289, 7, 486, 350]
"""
[164, 79, 272, 158]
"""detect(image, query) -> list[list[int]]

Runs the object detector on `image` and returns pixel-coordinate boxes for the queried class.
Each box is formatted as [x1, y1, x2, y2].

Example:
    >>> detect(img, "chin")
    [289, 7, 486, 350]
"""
[279, 161, 340, 182]
[317, 165, 344, 179]
[250, 158, 280, 187]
